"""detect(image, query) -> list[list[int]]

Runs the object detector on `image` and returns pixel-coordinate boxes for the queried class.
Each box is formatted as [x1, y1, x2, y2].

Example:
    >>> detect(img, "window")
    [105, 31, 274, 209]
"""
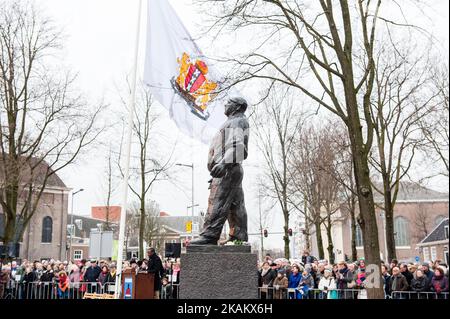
[394, 216, 410, 246]
[445, 248, 449, 265]
[355, 224, 363, 247]
[430, 246, 437, 261]
[423, 247, 430, 262]
[445, 226, 449, 240]
[41, 216, 53, 243]
[73, 250, 82, 260]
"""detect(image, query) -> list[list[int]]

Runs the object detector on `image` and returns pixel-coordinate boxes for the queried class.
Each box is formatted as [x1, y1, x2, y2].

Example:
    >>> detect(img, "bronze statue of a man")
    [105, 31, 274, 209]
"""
[190, 97, 250, 245]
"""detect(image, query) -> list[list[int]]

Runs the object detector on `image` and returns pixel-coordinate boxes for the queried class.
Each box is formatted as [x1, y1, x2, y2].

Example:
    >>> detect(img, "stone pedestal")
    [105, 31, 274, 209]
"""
[180, 245, 258, 299]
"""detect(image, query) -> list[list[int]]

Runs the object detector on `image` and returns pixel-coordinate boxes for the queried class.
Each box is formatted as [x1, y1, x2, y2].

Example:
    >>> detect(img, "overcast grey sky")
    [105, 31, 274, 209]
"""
[34, 0, 449, 250]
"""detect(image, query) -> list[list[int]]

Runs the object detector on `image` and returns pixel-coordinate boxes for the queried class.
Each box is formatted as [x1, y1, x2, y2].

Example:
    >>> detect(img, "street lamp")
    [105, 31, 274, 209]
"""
[176, 163, 197, 237]
[69, 188, 84, 261]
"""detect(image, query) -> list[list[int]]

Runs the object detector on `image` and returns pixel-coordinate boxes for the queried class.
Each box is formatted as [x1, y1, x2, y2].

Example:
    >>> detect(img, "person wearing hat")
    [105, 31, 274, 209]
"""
[297, 268, 314, 299]
[420, 262, 435, 289]
[273, 269, 288, 299]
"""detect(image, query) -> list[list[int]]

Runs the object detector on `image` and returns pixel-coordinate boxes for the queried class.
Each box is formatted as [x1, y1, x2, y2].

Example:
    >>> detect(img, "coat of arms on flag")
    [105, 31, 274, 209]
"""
[144, 0, 243, 144]
[171, 52, 218, 121]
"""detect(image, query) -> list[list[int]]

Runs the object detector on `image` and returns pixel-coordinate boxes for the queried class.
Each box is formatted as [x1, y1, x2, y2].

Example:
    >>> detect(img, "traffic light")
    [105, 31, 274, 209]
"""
[263, 229, 268, 237]
[288, 228, 293, 236]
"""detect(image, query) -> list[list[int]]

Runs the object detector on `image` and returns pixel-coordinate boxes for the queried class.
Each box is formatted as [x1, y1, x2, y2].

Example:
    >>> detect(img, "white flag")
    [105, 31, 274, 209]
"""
[144, 0, 239, 144]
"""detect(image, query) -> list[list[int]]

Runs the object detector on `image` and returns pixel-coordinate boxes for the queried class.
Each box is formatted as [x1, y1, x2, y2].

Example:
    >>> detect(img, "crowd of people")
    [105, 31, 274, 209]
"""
[258, 250, 449, 299]
[2, 247, 448, 300]
[0, 248, 181, 299]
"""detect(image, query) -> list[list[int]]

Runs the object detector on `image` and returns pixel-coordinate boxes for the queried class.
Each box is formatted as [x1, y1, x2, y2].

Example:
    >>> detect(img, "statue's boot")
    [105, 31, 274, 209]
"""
[189, 236, 217, 245]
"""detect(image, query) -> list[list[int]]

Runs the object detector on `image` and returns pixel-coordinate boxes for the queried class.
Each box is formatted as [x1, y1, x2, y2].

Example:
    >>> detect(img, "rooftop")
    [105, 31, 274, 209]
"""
[419, 218, 449, 244]
[373, 182, 449, 202]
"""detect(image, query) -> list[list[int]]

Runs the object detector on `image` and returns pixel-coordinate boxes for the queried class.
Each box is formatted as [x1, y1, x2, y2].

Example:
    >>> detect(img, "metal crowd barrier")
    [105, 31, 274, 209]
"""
[258, 287, 450, 300]
[0, 280, 179, 300]
[0, 281, 116, 299]
[258, 287, 366, 299]
[390, 291, 449, 299]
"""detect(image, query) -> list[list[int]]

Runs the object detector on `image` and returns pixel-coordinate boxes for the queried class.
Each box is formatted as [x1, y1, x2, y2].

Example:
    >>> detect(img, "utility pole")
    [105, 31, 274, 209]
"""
[177, 163, 196, 239]
[69, 188, 84, 261]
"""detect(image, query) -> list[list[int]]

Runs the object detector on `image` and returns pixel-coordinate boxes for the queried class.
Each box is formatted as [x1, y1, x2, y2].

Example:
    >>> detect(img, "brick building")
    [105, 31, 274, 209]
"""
[67, 213, 119, 261]
[310, 182, 449, 263]
[417, 218, 449, 265]
[0, 163, 70, 261]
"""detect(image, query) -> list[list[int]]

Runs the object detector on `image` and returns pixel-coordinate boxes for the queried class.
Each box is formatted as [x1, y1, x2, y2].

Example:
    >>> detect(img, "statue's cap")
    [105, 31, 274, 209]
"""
[229, 96, 248, 112]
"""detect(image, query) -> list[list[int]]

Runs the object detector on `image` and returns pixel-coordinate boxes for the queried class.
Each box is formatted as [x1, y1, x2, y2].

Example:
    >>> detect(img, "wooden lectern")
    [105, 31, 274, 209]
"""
[121, 269, 155, 299]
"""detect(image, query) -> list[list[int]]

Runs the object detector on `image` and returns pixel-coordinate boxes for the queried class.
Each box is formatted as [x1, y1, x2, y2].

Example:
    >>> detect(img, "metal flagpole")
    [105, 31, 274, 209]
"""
[114, 0, 143, 298]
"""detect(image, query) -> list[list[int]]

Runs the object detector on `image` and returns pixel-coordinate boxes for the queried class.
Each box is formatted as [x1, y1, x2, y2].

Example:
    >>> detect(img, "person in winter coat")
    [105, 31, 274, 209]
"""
[336, 262, 355, 299]
[273, 269, 289, 299]
[97, 265, 110, 286]
[431, 267, 449, 298]
[22, 266, 37, 299]
[411, 269, 430, 299]
[56, 270, 70, 299]
[382, 264, 392, 298]
[288, 265, 302, 299]
[355, 260, 367, 288]
[400, 263, 414, 286]
[391, 267, 409, 299]
[315, 264, 325, 288]
[297, 269, 314, 299]
[68, 265, 81, 298]
[318, 268, 337, 299]
[0, 267, 10, 299]
[40, 265, 55, 299]
[421, 263, 435, 288]
[259, 262, 276, 299]
[147, 248, 164, 299]
[84, 260, 101, 293]
[57, 271, 70, 299]
[160, 276, 173, 299]
[301, 250, 316, 265]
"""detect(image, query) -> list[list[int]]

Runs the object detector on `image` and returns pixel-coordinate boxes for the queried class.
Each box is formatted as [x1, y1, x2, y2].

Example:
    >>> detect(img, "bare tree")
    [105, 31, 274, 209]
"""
[118, 84, 174, 258]
[129, 200, 166, 254]
[289, 122, 345, 263]
[125, 208, 139, 257]
[252, 88, 305, 259]
[419, 62, 449, 177]
[0, 1, 102, 250]
[369, 42, 438, 261]
[338, 154, 359, 262]
[289, 126, 325, 260]
[102, 147, 118, 231]
[411, 203, 431, 243]
[196, 0, 396, 297]
[320, 142, 343, 265]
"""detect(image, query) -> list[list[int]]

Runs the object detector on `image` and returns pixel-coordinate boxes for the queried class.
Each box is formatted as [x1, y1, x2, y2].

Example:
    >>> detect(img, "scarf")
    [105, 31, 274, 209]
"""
[58, 277, 69, 292]
[261, 268, 270, 277]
